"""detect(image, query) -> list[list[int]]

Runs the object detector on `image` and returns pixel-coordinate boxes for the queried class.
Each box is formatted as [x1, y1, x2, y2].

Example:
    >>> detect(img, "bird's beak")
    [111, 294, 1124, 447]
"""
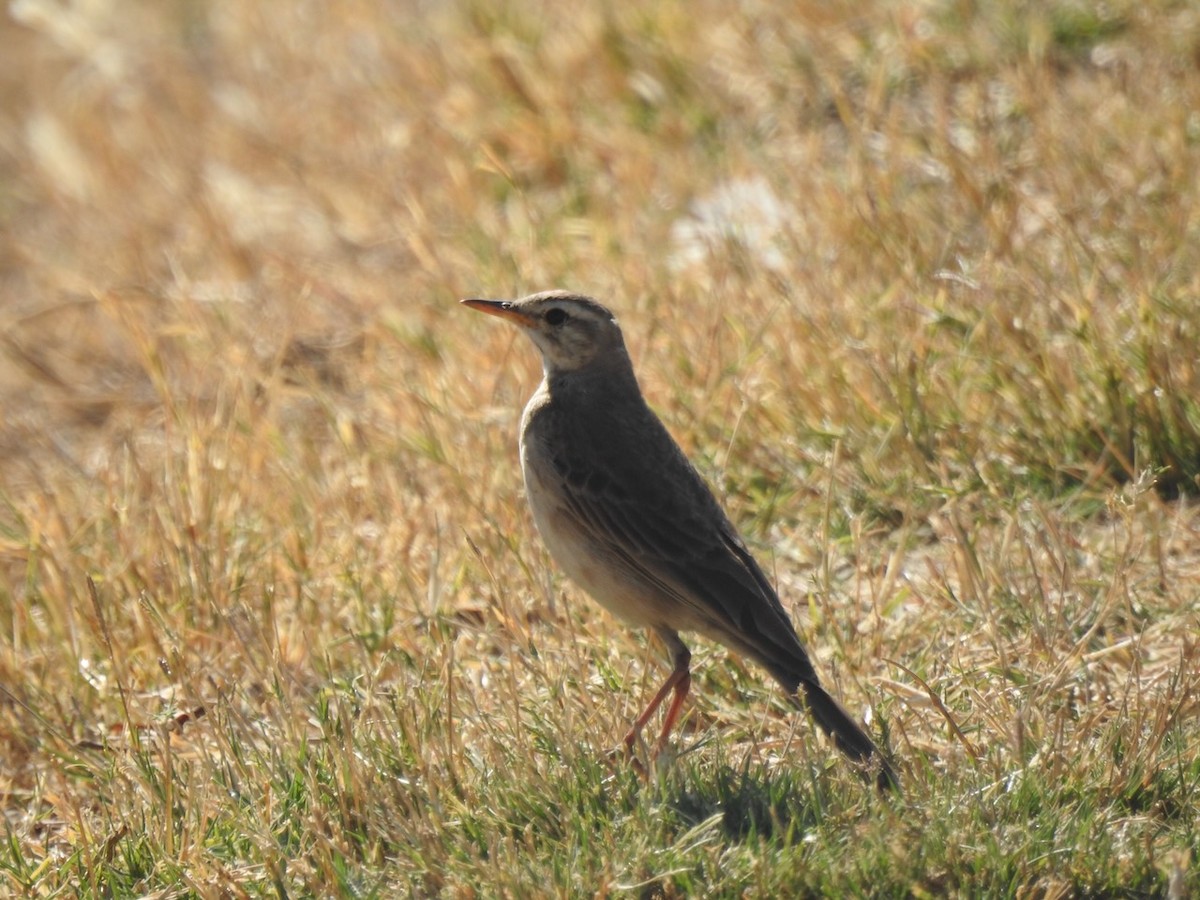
[461, 298, 535, 326]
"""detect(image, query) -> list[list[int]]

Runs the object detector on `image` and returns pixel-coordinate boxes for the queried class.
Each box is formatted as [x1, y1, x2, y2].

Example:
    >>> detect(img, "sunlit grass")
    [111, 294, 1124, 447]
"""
[1, 0, 1198, 895]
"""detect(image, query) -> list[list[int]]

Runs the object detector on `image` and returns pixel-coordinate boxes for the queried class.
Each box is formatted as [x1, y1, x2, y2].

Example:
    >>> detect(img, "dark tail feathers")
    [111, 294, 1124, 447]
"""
[793, 678, 900, 793]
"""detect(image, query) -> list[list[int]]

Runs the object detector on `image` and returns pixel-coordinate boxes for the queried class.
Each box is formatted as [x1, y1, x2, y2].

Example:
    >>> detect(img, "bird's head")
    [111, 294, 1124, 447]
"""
[462, 290, 628, 375]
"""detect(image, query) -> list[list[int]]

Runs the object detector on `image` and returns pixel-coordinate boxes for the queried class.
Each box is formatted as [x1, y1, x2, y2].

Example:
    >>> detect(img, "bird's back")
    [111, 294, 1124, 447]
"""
[520, 364, 820, 690]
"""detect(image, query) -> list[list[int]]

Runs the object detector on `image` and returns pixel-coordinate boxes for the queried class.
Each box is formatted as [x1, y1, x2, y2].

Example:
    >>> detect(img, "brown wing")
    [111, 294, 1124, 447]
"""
[546, 403, 818, 686]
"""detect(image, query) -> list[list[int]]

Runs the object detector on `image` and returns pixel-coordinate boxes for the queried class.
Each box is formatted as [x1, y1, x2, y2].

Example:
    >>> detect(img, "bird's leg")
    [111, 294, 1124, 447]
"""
[653, 667, 691, 755]
[623, 631, 692, 755]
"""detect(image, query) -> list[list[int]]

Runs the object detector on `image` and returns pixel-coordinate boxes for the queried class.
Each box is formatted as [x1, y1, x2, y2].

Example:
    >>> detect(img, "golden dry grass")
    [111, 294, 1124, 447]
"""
[1, 0, 1199, 895]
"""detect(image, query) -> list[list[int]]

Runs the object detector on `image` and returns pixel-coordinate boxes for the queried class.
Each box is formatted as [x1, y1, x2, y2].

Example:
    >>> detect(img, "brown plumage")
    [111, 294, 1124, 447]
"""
[464, 290, 897, 790]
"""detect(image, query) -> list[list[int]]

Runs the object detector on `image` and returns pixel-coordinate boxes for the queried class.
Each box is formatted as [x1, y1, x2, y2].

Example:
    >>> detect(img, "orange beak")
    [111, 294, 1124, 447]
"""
[461, 298, 535, 326]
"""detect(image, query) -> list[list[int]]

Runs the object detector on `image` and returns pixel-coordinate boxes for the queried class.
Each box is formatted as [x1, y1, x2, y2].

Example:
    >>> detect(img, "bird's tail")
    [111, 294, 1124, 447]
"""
[793, 678, 900, 792]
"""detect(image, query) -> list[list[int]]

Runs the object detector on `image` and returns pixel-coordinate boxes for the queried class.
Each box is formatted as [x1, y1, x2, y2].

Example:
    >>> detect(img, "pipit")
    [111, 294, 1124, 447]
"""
[464, 290, 897, 790]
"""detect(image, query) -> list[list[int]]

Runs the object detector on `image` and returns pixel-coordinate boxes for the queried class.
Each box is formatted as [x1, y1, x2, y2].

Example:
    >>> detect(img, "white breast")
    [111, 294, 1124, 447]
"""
[518, 393, 660, 627]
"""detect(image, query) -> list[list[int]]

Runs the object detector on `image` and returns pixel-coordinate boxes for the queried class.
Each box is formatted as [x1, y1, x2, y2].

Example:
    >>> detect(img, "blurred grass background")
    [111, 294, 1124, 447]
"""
[1, 0, 1199, 895]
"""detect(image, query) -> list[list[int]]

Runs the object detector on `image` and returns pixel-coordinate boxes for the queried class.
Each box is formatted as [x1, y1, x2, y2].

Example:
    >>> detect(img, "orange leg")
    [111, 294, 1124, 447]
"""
[623, 631, 691, 755]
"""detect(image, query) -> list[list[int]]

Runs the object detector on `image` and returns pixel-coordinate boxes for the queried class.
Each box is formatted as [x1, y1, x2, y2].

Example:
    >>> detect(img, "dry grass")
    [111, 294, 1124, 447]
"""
[2, 0, 1199, 895]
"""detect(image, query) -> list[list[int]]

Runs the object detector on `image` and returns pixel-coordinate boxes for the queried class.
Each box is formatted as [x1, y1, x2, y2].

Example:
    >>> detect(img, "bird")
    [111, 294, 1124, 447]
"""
[463, 290, 897, 790]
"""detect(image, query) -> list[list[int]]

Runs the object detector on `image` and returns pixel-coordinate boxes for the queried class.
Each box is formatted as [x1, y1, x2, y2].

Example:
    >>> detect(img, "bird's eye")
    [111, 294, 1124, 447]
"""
[544, 308, 568, 326]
